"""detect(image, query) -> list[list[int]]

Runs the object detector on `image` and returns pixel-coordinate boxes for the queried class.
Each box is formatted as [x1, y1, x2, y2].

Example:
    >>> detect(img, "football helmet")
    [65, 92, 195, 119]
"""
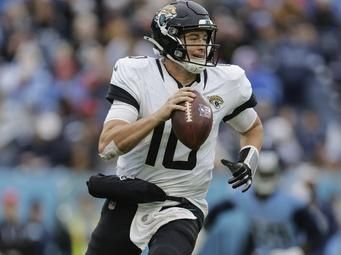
[144, 0, 219, 73]
[253, 151, 280, 197]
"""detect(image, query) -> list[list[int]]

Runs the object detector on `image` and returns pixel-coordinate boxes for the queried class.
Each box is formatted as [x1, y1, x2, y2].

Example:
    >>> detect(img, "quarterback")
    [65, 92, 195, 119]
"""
[86, 1, 263, 255]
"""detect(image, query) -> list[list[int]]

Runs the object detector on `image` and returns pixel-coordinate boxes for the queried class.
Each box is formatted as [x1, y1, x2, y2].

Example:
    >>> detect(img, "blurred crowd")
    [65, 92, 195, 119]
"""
[0, 0, 341, 254]
[0, 173, 101, 255]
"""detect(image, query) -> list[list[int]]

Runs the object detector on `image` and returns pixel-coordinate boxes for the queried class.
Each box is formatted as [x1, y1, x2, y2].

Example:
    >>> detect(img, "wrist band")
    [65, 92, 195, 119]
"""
[239, 145, 259, 176]
[99, 140, 123, 160]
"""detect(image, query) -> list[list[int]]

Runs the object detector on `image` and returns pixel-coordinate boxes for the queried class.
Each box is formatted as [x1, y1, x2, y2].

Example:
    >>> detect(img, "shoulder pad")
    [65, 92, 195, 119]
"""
[115, 56, 154, 71]
[216, 64, 245, 81]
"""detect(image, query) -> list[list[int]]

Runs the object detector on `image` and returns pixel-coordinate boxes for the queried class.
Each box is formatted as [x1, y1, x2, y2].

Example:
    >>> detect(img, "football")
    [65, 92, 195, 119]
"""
[171, 90, 213, 150]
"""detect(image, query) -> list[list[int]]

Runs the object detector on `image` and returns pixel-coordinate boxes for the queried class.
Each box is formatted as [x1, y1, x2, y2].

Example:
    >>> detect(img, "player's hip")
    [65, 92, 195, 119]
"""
[86, 198, 204, 254]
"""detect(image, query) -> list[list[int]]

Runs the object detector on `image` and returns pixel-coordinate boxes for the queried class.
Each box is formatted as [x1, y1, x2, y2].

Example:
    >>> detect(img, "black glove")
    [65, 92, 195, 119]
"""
[221, 159, 253, 192]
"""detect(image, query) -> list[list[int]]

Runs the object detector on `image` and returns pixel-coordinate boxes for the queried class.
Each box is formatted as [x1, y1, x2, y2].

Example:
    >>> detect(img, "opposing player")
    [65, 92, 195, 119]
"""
[86, 1, 263, 255]
[202, 151, 329, 255]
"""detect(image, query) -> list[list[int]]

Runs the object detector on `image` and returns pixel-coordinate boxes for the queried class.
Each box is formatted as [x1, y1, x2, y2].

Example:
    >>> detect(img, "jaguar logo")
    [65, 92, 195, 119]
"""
[160, 5, 176, 16]
[155, 5, 177, 27]
[207, 95, 224, 109]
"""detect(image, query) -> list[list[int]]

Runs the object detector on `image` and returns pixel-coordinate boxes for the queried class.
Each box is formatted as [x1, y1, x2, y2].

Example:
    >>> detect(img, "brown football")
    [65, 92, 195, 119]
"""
[171, 90, 213, 150]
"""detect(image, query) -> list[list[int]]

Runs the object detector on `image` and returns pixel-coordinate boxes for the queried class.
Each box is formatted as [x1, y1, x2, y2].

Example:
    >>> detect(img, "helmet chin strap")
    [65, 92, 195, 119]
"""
[144, 36, 206, 74]
[168, 55, 206, 74]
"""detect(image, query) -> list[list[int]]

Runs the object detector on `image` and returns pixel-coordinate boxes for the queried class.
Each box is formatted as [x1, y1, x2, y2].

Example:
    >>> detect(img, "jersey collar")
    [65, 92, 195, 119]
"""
[156, 58, 207, 89]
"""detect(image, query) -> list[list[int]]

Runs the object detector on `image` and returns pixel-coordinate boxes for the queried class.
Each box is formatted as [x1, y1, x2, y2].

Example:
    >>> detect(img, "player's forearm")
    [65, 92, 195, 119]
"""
[99, 114, 163, 154]
[239, 116, 263, 150]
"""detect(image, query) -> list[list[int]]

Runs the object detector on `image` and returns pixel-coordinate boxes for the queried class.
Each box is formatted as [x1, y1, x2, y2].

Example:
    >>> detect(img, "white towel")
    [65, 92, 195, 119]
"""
[130, 202, 197, 250]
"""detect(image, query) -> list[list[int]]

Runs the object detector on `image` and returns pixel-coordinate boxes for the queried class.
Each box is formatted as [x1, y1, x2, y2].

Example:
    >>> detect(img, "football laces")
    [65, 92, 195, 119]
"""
[185, 101, 192, 122]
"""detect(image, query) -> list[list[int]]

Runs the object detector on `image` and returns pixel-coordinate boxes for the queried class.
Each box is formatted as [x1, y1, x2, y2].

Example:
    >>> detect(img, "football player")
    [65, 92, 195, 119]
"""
[86, 1, 263, 255]
[202, 151, 328, 255]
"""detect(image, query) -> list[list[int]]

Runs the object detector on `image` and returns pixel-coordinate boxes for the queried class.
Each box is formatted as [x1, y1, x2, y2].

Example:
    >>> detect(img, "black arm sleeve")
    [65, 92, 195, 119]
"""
[106, 85, 140, 112]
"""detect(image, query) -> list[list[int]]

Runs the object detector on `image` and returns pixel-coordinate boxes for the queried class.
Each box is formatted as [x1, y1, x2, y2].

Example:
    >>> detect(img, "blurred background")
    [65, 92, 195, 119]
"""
[0, 0, 340, 254]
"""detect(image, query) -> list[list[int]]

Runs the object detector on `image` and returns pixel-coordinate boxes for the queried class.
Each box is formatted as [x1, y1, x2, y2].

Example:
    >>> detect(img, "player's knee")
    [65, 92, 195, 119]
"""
[149, 245, 181, 255]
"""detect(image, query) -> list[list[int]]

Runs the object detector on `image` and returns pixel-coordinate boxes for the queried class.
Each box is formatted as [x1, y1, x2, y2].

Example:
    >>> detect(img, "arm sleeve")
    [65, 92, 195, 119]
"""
[223, 72, 257, 122]
[105, 58, 141, 112]
[104, 101, 138, 124]
[227, 108, 258, 133]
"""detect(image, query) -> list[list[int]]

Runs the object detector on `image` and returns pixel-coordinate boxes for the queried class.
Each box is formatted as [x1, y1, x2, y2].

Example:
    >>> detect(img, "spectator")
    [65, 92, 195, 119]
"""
[22, 199, 50, 255]
[0, 188, 25, 254]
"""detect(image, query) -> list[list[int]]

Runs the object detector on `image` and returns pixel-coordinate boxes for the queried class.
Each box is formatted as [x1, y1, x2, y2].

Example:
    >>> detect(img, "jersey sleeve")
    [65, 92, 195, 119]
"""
[105, 57, 141, 112]
[223, 68, 257, 122]
[104, 101, 138, 124]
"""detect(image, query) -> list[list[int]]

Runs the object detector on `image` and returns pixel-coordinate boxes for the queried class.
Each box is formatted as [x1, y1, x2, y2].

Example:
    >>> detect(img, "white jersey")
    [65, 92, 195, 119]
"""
[106, 56, 257, 215]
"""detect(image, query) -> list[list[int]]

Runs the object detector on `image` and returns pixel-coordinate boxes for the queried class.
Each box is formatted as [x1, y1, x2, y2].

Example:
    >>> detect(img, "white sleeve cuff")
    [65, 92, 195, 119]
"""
[239, 145, 259, 176]
[104, 101, 138, 124]
[99, 140, 123, 160]
[227, 108, 257, 133]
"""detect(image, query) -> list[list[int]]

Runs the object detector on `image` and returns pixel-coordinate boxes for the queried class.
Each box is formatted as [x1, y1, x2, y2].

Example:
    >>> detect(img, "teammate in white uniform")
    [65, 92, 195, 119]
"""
[86, 1, 263, 255]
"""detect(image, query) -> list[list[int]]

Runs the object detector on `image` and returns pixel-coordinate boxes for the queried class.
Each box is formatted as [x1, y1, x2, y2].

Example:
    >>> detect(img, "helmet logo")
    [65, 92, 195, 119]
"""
[174, 50, 183, 58]
[155, 5, 177, 29]
[199, 19, 213, 26]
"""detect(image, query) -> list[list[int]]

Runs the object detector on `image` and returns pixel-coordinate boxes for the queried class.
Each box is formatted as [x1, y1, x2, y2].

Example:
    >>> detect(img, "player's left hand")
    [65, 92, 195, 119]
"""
[221, 159, 252, 192]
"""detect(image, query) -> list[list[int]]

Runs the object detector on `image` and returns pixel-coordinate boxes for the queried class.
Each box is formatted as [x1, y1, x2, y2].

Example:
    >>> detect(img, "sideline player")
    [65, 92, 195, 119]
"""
[202, 151, 329, 255]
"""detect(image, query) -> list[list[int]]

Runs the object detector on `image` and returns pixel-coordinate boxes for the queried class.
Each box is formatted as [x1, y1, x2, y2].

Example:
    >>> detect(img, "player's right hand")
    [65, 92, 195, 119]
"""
[153, 87, 196, 122]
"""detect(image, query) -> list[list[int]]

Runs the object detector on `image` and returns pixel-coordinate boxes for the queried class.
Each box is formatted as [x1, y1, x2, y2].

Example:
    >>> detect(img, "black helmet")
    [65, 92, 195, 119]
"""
[144, 1, 219, 73]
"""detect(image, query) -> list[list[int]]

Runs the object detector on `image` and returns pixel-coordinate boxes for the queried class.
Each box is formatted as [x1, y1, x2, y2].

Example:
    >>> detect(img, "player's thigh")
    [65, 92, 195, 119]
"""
[148, 218, 201, 255]
[85, 200, 141, 255]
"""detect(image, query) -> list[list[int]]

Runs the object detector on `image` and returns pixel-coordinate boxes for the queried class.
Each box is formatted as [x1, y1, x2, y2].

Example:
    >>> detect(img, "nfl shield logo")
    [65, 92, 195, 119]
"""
[198, 104, 212, 119]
